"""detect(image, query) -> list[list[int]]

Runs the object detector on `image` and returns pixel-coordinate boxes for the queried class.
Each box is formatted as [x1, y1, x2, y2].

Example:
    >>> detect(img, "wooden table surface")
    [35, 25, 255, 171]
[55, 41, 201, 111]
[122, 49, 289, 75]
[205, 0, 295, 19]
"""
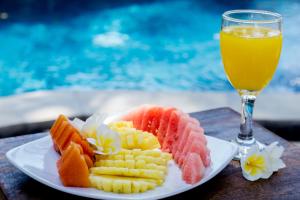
[0, 107, 299, 200]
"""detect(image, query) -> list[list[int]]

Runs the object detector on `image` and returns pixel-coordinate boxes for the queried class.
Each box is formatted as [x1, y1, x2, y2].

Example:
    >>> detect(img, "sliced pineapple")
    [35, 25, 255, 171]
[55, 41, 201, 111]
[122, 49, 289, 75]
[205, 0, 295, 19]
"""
[89, 125, 172, 194]
[108, 121, 160, 150]
[95, 160, 167, 173]
[108, 121, 133, 130]
[90, 167, 165, 180]
[89, 174, 157, 193]
[95, 149, 172, 165]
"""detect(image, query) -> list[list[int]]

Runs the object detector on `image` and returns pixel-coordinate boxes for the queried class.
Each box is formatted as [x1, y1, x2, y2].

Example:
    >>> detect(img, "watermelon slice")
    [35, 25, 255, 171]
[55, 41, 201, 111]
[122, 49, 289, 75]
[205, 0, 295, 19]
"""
[172, 115, 201, 154]
[130, 105, 148, 130]
[162, 110, 181, 152]
[141, 106, 164, 132]
[188, 117, 200, 126]
[179, 130, 210, 167]
[157, 107, 176, 145]
[149, 107, 164, 135]
[182, 152, 205, 184]
[171, 114, 188, 153]
[175, 121, 194, 157]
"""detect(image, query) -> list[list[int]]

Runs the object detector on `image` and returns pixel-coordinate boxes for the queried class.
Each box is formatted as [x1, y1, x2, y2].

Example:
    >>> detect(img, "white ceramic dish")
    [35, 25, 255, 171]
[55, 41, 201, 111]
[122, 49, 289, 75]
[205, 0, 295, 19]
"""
[6, 133, 237, 200]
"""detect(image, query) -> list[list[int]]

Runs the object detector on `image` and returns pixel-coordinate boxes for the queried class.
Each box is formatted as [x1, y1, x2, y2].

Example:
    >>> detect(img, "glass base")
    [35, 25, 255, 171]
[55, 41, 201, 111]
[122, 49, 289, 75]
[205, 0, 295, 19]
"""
[231, 137, 265, 160]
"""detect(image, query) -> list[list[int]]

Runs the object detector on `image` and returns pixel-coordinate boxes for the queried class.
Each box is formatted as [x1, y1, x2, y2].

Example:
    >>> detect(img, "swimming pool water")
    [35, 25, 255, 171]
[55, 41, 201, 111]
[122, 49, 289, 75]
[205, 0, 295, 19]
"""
[0, 0, 300, 96]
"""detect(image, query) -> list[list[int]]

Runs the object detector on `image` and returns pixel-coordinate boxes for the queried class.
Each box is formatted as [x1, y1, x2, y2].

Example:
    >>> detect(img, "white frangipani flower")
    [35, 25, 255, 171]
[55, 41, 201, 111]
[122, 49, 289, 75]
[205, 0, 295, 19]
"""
[94, 124, 121, 155]
[240, 142, 285, 181]
[70, 113, 121, 155]
[81, 113, 106, 138]
[264, 142, 286, 172]
[241, 145, 269, 181]
[70, 118, 85, 131]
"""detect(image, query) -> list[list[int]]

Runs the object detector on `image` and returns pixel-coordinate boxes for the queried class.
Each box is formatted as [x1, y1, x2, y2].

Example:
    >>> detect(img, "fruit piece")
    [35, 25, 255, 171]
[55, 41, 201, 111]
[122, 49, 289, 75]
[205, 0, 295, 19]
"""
[162, 110, 181, 152]
[84, 154, 94, 168]
[182, 153, 205, 184]
[89, 175, 158, 193]
[64, 130, 94, 159]
[149, 107, 164, 135]
[108, 121, 133, 130]
[49, 114, 95, 160]
[95, 160, 167, 173]
[95, 149, 171, 165]
[108, 123, 160, 150]
[141, 106, 163, 133]
[97, 154, 170, 166]
[157, 107, 176, 145]
[179, 131, 210, 167]
[133, 106, 147, 130]
[172, 115, 201, 153]
[56, 124, 74, 153]
[90, 167, 165, 180]
[57, 142, 90, 187]
[50, 115, 68, 139]
[176, 122, 206, 154]
[122, 105, 147, 130]
[140, 106, 152, 131]
[174, 122, 193, 161]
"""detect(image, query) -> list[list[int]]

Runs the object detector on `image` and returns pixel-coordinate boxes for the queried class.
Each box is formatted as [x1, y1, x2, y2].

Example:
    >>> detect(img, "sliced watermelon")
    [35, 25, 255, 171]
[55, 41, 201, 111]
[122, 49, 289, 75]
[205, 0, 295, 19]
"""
[133, 106, 146, 130]
[162, 110, 181, 152]
[171, 114, 188, 153]
[176, 113, 189, 139]
[182, 152, 205, 184]
[172, 115, 201, 153]
[157, 107, 176, 145]
[188, 116, 200, 126]
[180, 131, 210, 167]
[190, 126, 207, 145]
[149, 107, 164, 135]
[175, 121, 194, 156]
[140, 106, 164, 132]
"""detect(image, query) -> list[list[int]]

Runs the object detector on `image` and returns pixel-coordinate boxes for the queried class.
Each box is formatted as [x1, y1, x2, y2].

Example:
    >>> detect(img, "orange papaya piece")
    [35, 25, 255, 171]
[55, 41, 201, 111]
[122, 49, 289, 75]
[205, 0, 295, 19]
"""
[57, 142, 90, 187]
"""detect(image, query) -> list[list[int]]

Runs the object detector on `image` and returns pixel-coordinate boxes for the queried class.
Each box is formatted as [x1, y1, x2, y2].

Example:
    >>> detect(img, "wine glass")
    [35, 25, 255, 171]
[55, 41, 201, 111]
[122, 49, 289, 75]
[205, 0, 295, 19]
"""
[220, 10, 282, 159]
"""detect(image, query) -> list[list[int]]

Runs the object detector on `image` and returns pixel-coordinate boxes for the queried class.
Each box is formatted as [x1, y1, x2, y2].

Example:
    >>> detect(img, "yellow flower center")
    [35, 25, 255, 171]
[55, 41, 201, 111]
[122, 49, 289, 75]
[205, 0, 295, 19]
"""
[244, 154, 266, 176]
[98, 135, 116, 154]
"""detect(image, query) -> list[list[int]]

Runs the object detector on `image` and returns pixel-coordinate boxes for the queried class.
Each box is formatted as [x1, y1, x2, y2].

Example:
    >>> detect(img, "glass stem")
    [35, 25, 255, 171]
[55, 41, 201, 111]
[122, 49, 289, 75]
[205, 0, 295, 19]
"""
[238, 94, 256, 143]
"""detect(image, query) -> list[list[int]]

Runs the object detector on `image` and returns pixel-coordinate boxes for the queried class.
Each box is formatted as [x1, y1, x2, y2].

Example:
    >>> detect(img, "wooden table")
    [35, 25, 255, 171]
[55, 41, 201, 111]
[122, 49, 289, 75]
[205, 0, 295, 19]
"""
[0, 107, 299, 200]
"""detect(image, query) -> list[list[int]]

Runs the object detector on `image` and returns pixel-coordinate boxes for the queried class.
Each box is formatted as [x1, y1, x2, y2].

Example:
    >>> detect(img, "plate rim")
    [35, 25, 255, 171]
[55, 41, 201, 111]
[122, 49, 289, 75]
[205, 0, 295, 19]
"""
[6, 134, 237, 200]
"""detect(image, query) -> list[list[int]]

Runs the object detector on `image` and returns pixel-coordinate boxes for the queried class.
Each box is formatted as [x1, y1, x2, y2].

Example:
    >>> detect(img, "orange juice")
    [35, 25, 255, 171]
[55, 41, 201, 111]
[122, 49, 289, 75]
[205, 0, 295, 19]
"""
[220, 26, 282, 93]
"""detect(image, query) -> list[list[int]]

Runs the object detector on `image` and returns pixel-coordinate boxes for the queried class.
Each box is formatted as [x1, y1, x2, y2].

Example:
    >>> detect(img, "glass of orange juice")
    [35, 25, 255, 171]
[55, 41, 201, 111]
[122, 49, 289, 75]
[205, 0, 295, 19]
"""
[220, 10, 282, 159]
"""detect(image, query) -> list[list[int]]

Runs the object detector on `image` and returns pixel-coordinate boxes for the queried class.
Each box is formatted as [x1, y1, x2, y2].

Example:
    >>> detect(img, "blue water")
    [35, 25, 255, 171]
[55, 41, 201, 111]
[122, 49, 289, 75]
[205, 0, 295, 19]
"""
[0, 0, 300, 96]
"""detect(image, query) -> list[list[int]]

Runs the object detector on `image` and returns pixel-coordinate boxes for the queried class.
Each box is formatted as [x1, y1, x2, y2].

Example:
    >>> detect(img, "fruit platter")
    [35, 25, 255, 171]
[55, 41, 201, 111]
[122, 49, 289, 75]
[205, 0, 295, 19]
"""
[6, 105, 237, 199]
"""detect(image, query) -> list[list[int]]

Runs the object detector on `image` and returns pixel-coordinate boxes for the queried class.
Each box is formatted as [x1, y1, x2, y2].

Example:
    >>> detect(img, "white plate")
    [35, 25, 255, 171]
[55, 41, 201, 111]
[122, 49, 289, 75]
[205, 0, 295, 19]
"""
[6, 134, 237, 200]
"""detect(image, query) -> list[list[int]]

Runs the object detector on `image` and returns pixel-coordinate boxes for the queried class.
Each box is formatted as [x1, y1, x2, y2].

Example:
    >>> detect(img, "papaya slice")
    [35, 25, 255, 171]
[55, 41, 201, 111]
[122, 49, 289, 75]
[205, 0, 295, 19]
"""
[49, 114, 94, 161]
[57, 142, 90, 187]
[50, 115, 68, 138]
[83, 154, 94, 168]
[56, 126, 74, 153]
[53, 121, 68, 142]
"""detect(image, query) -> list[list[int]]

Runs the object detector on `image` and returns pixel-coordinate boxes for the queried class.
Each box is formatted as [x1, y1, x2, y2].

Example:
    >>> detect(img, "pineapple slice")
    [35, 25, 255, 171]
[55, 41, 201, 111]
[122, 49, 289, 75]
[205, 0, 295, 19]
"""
[90, 167, 165, 180]
[96, 149, 172, 165]
[108, 122, 160, 150]
[108, 121, 133, 130]
[89, 174, 157, 193]
[95, 160, 167, 173]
